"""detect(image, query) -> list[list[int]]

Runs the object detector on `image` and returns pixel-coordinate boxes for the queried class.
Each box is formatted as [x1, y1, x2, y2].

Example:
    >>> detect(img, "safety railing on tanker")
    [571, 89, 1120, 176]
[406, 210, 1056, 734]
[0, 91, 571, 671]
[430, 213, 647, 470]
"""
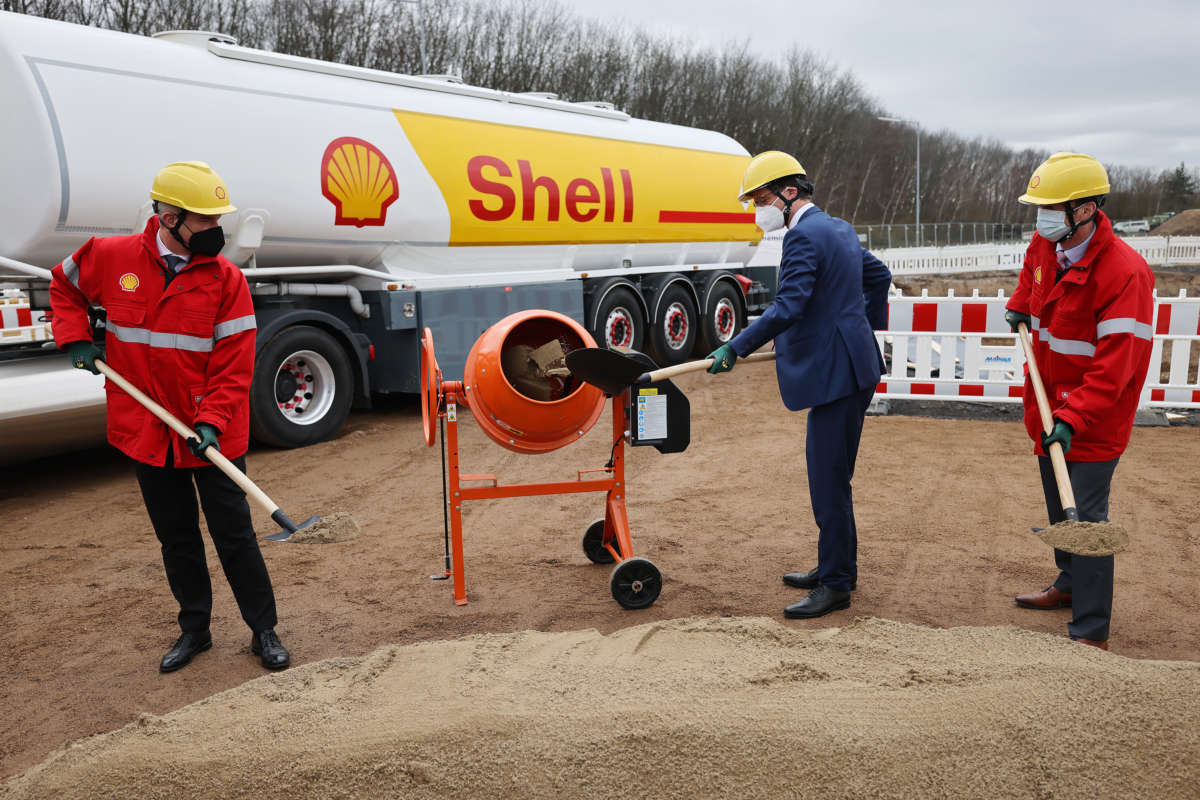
[876, 289, 1200, 409]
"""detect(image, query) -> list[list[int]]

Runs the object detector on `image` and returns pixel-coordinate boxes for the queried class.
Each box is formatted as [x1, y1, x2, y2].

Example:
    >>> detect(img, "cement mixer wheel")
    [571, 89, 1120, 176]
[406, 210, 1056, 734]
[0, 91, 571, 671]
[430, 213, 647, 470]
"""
[610, 557, 662, 609]
[582, 519, 617, 564]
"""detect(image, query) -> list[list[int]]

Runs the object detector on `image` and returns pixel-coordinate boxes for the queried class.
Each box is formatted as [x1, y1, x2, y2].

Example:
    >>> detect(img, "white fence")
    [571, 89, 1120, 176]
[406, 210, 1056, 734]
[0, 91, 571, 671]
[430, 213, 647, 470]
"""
[877, 289, 1200, 409]
[876, 236, 1200, 275]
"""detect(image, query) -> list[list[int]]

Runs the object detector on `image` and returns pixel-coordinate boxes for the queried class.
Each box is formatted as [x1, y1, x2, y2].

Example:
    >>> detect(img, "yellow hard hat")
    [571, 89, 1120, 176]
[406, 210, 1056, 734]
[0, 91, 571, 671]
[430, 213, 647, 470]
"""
[1018, 152, 1109, 206]
[150, 161, 237, 215]
[738, 151, 806, 202]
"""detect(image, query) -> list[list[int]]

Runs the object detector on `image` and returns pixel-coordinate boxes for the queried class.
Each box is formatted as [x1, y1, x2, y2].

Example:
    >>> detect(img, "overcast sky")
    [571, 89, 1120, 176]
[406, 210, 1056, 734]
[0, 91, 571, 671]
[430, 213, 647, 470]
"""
[554, 0, 1196, 174]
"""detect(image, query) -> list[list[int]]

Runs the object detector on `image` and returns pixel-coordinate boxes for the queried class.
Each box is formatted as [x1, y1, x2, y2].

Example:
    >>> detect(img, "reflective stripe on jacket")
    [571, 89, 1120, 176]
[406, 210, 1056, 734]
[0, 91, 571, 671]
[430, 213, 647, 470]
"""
[1007, 212, 1154, 461]
[49, 217, 256, 467]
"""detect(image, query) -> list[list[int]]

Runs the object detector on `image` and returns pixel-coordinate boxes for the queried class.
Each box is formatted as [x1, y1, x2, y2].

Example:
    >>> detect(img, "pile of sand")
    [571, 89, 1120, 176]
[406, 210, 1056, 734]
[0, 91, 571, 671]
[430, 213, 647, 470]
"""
[5, 616, 1198, 799]
[1154, 209, 1200, 236]
[1035, 520, 1130, 556]
[285, 511, 360, 544]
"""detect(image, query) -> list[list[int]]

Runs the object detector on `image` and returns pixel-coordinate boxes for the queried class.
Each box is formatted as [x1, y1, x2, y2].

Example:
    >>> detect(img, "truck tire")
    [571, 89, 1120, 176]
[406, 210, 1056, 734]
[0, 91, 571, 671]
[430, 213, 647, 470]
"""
[250, 325, 353, 448]
[696, 280, 745, 355]
[592, 286, 645, 352]
[649, 283, 698, 366]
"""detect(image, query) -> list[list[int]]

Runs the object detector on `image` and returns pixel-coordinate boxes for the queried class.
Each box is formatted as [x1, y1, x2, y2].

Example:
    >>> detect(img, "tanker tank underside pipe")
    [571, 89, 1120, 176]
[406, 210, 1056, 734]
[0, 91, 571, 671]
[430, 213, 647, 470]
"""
[250, 281, 370, 319]
[0, 256, 53, 281]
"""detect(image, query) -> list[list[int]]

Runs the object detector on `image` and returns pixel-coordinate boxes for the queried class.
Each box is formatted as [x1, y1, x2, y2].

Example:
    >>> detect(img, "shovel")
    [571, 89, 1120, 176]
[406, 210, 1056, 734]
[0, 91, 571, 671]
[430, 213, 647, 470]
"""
[1014, 324, 1128, 556]
[566, 347, 777, 394]
[95, 360, 321, 542]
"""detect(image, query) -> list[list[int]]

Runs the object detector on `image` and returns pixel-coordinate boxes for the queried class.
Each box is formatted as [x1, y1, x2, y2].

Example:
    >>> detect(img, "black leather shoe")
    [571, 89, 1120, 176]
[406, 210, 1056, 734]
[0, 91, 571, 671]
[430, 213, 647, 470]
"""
[784, 585, 851, 619]
[160, 630, 212, 673]
[251, 629, 291, 670]
[782, 568, 856, 591]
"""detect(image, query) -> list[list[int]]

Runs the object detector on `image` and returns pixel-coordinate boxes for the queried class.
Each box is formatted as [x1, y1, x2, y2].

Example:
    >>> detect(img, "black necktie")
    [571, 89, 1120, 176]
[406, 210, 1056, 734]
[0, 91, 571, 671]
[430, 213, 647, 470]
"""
[164, 254, 185, 273]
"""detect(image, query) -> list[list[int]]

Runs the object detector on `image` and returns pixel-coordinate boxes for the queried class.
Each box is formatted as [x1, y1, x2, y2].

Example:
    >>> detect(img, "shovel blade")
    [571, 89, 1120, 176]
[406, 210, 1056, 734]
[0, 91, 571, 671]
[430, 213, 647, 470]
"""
[262, 515, 322, 542]
[564, 347, 645, 395]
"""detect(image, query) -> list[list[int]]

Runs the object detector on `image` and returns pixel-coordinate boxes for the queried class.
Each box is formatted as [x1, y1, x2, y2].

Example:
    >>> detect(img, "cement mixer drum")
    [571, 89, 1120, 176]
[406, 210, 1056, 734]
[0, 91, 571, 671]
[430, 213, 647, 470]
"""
[463, 311, 605, 454]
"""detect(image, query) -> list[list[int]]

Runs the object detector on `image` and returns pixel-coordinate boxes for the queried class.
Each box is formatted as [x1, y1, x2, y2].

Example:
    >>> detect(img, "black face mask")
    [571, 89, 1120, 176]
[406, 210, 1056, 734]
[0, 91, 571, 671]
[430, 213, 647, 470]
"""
[185, 225, 226, 257]
[166, 211, 225, 257]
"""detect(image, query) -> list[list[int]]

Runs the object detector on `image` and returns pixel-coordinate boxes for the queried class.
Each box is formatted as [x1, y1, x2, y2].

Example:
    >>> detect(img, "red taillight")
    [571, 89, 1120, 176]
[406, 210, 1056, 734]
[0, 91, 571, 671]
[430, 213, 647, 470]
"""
[368, 344, 375, 361]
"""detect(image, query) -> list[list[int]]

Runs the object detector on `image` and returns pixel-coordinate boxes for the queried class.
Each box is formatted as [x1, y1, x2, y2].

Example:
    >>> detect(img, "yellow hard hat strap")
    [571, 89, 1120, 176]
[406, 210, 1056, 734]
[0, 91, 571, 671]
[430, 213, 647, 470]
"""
[1062, 197, 1102, 242]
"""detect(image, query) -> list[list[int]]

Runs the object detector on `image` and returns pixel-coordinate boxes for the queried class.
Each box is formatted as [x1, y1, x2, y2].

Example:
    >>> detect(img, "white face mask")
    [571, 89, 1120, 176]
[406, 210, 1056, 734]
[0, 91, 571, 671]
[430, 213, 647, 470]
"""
[1035, 207, 1071, 242]
[755, 203, 786, 233]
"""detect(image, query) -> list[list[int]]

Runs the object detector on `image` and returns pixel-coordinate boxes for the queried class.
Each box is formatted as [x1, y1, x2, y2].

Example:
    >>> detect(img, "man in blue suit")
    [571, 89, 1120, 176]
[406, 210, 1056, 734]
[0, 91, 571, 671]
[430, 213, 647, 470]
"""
[708, 151, 892, 619]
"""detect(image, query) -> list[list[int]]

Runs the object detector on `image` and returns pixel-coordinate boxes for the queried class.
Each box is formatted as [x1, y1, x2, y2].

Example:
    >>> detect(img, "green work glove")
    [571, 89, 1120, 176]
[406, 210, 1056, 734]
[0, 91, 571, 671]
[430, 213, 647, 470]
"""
[186, 423, 221, 461]
[65, 340, 102, 374]
[1040, 419, 1073, 455]
[1004, 309, 1032, 333]
[707, 344, 738, 374]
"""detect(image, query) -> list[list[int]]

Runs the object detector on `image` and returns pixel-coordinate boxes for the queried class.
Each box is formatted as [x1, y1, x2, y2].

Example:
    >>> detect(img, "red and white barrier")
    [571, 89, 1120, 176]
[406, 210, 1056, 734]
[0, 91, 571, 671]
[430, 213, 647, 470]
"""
[876, 289, 1200, 409]
[0, 288, 52, 344]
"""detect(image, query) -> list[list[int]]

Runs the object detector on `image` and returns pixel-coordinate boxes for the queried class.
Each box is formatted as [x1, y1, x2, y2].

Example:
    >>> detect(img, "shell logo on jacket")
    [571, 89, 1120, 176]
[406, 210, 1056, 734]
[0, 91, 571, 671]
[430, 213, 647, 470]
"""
[1006, 212, 1154, 461]
[49, 217, 257, 468]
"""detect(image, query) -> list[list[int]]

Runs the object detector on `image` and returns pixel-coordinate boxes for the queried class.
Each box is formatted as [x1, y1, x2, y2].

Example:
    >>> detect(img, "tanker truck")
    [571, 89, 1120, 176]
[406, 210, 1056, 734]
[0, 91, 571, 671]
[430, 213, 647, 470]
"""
[0, 11, 775, 463]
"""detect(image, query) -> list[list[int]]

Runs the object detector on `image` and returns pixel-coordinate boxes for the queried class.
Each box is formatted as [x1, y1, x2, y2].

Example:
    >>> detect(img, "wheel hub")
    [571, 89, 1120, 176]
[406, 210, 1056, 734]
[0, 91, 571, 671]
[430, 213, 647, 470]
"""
[663, 302, 689, 350]
[606, 308, 633, 348]
[714, 298, 735, 340]
[273, 350, 336, 425]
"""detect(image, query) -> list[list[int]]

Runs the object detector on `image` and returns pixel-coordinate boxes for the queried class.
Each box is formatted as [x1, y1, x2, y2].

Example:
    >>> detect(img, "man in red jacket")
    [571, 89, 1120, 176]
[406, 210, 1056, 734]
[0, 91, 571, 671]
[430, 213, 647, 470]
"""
[50, 161, 290, 672]
[1004, 152, 1154, 651]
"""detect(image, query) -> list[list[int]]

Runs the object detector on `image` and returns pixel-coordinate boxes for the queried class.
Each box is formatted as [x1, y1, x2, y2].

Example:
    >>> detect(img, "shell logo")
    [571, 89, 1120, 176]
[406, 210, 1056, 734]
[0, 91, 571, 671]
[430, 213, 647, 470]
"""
[1034, 266, 1042, 284]
[321, 136, 399, 227]
[1030, 175, 1041, 189]
[118, 273, 140, 292]
[215, 185, 227, 200]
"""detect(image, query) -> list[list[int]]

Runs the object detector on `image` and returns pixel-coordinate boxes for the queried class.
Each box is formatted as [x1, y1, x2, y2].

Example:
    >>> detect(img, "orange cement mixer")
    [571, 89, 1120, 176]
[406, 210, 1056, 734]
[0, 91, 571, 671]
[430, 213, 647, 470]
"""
[422, 310, 662, 610]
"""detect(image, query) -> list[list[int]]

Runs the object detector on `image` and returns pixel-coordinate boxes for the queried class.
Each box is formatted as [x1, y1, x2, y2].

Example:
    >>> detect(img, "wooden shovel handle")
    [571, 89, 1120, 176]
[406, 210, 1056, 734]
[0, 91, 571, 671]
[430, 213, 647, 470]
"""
[639, 350, 777, 383]
[95, 360, 281, 516]
[1015, 324, 1078, 517]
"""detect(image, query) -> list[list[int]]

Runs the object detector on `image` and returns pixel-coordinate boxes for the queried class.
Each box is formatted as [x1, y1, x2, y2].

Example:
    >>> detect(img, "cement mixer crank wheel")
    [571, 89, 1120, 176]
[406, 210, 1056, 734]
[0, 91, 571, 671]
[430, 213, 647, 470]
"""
[610, 557, 662, 609]
[420, 327, 441, 447]
[582, 519, 616, 564]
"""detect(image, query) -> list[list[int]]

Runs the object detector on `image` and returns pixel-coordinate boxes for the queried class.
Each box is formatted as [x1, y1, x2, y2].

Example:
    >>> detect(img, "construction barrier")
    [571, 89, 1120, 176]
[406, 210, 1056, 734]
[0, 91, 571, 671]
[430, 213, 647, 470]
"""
[0, 288, 51, 344]
[875, 236, 1200, 275]
[877, 289, 1200, 409]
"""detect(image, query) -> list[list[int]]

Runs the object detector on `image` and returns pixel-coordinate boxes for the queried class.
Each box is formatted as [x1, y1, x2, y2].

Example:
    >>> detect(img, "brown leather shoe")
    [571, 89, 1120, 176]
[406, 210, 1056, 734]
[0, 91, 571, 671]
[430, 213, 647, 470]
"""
[1014, 586, 1071, 610]
[1070, 636, 1109, 651]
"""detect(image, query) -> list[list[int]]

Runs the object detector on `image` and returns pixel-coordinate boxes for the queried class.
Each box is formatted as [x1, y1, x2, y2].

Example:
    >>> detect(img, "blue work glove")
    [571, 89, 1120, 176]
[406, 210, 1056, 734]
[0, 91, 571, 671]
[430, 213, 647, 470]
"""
[1004, 309, 1032, 333]
[66, 340, 102, 375]
[706, 344, 737, 374]
[1040, 419, 1073, 455]
[186, 423, 221, 461]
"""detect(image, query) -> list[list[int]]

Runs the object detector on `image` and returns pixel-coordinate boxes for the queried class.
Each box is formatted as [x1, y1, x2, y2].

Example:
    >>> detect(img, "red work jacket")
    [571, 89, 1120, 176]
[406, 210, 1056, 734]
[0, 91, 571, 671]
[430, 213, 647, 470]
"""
[50, 217, 257, 467]
[1007, 212, 1154, 461]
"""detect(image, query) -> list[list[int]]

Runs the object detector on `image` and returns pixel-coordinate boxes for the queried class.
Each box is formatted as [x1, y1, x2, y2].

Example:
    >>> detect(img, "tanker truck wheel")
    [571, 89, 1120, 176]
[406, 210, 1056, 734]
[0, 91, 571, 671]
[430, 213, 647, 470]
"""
[649, 284, 698, 366]
[696, 280, 745, 355]
[250, 325, 353, 448]
[592, 287, 645, 353]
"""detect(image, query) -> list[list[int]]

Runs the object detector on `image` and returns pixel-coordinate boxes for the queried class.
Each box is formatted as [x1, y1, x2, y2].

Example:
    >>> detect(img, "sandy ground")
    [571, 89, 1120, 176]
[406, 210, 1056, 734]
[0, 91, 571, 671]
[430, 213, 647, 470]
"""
[2, 364, 1200, 795]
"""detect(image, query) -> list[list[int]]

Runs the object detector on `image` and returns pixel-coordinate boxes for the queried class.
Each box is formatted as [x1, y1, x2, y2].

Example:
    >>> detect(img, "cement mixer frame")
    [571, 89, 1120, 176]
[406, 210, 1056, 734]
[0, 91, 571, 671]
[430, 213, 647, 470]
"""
[420, 317, 663, 610]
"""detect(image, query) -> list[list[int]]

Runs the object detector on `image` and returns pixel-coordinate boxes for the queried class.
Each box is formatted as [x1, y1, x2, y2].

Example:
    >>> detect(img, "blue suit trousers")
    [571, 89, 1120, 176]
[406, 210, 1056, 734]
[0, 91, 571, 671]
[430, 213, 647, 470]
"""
[808, 384, 876, 592]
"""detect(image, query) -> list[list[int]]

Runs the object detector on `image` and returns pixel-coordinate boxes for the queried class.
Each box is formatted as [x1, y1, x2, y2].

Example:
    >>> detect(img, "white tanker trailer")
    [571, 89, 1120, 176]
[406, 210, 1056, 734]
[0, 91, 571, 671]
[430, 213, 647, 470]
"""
[0, 11, 774, 463]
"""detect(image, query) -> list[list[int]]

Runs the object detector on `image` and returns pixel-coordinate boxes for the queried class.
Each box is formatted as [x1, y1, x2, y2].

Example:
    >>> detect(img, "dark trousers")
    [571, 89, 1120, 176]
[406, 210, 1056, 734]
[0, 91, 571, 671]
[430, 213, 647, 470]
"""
[134, 452, 278, 635]
[808, 384, 876, 592]
[1038, 456, 1120, 641]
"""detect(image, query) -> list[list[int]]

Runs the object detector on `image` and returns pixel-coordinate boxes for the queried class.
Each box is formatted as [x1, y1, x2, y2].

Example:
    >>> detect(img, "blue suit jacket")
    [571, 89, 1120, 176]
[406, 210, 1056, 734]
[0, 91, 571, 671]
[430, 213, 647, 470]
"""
[730, 205, 892, 411]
